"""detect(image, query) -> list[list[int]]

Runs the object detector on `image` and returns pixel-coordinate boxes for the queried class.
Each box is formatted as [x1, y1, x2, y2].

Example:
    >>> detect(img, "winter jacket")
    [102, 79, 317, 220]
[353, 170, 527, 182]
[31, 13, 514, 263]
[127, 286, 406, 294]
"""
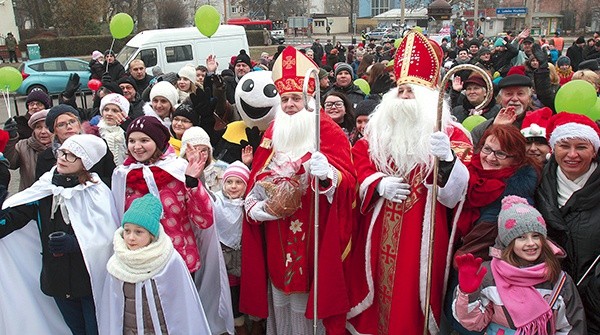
[89, 59, 104, 80]
[331, 83, 365, 108]
[566, 44, 584, 71]
[4, 136, 50, 191]
[122, 281, 168, 335]
[536, 156, 600, 333]
[0, 157, 9, 203]
[133, 75, 154, 93]
[492, 43, 519, 77]
[107, 60, 127, 82]
[451, 94, 502, 124]
[13, 114, 33, 140]
[453, 262, 587, 334]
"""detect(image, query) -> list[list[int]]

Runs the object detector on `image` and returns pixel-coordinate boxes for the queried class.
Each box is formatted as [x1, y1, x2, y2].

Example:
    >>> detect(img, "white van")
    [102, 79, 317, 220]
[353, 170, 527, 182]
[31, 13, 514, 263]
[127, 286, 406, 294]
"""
[116, 25, 249, 75]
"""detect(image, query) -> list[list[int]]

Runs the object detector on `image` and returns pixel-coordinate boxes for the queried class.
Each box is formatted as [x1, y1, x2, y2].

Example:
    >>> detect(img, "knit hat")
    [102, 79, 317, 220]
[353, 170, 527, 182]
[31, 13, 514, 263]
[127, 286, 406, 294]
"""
[235, 50, 252, 67]
[117, 76, 138, 92]
[92, 50, 103, 60]
[172, 103, 200, 126]
[556, 56, 571, 67]
[578, 59, 599, 72]
[494, 37, 506, 47]
[152, 66, 164, 77]
[150, 81, 178, 108]
[497, 195, 547, 248]
[104, 49, 115, 56]
[158, 72, 179, 86]
[0, 130, 9, 153]
[100, 93, 130, 117]
[318, 68, 329, 80]
[477, 47, 492, 56]
[28, 109, 49, 129]
[126, 116, 171, 152]
[122, 194, 163, 237]
[575, 36, 586, 45]
[546, 112, 600, 151]
[26, 89, 51, 110]
[354, 98, 379, 117]
[100, 80, 123, 95]
[335, 62, 354, 77]
[178, 64, 197, 83]
[180, 126, 211, 158]
[59, 134, 107, 170]
[46, 104, 80, 133]
[520, 107, 552, 141]
[522, 36, 534, 44]
[223, 161, 250, 186]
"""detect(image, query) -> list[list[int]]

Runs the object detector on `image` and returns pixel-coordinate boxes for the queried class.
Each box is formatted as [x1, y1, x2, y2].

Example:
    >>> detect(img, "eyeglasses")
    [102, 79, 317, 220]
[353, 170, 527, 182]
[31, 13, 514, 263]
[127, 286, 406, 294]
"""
[172, 117, 192, 124]
[324, 100, 344, 109]
[28, 101, 45, 108]
[54, 119, 79, 130]
[56, 149, 80, 163]
[480, 145, 514, 160]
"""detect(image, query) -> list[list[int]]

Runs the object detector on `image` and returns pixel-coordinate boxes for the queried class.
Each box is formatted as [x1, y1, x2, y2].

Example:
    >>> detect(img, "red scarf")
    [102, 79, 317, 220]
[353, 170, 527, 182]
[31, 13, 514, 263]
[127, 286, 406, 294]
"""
[125, 165, 176, 194]
[456, 154, 518, 237]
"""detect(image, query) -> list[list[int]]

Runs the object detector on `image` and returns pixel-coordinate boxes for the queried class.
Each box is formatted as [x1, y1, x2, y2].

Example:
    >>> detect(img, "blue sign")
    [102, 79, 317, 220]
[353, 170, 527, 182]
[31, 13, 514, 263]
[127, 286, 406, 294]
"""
[496, 7, 528, 15]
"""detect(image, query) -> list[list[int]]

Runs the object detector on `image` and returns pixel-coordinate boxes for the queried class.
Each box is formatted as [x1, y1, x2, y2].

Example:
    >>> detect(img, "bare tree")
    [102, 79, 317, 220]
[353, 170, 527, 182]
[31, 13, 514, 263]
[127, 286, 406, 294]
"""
[156, 0, 189, 28]
[52, 0, 107, 35]
[13, 0, 54, 29]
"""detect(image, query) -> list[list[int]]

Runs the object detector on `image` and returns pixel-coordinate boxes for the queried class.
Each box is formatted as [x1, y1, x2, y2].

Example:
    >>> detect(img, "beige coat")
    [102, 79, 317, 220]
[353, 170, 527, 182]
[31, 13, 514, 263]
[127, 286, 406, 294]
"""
[4, 136, 49, 191]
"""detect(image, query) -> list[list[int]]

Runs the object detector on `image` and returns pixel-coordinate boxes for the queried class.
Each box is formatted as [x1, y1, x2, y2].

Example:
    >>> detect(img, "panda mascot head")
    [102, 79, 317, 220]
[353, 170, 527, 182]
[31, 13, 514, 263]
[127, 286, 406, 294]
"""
[235, 71, 280, 131]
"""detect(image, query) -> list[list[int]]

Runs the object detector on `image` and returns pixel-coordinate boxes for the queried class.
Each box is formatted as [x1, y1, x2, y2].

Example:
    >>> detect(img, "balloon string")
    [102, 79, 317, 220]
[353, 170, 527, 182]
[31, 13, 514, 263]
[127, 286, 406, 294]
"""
[106, 38, 116, 74]
[2, 87, 11, 119]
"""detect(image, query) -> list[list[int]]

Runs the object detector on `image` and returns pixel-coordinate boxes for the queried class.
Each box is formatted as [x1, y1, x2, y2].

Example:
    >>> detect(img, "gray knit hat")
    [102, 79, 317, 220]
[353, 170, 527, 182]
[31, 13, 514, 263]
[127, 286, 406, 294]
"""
[497, 195, 547, 248]
[334, 62, 354, 77]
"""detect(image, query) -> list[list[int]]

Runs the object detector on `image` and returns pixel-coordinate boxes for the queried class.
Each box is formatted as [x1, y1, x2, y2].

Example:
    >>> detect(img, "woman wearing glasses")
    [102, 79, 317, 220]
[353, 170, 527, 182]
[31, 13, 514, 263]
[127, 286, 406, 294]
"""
[168, 104, 200, 156]
[35, 104, 116, 187]
[0, 134, 118, 334]
[323, 92, 355, 141]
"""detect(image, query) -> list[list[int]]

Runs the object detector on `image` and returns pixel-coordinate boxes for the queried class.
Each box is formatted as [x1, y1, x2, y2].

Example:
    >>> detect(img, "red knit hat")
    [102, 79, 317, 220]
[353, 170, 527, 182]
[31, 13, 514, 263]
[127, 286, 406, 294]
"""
[546, 112, 600, 150]
[520, 107, 553, 139]
[0, 130, 9, 152]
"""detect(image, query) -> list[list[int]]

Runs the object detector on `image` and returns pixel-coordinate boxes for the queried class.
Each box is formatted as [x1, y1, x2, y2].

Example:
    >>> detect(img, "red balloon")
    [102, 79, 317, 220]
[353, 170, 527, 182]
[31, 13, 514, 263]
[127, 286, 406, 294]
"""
[87, 79, 102, 91]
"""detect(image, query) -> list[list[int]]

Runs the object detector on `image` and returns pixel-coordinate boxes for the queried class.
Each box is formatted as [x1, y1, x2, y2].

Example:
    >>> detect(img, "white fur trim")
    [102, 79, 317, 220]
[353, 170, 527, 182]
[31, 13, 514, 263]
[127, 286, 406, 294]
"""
[359, 172, 386, 214]
[549, 123, 600, 150]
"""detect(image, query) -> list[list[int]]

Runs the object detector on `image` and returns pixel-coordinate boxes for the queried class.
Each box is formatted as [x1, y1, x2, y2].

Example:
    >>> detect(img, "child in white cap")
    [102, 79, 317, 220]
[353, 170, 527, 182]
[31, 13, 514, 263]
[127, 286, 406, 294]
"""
[452, 195, 586, 334]
[100, 194, 211, 334]
[98, 93, 129, 165]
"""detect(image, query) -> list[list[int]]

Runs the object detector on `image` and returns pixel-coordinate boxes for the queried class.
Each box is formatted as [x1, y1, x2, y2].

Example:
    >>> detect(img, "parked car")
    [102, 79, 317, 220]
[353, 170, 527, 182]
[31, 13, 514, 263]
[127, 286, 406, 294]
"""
[366, 27, 392, 40]
[271, 30, 285, 44]
[17, 57, 92, 95]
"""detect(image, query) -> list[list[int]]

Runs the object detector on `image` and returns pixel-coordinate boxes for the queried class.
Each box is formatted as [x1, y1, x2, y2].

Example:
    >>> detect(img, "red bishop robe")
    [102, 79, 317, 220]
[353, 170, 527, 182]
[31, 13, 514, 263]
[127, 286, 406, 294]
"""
[240, 110, 357, 334]
[346, 124, 472, 335]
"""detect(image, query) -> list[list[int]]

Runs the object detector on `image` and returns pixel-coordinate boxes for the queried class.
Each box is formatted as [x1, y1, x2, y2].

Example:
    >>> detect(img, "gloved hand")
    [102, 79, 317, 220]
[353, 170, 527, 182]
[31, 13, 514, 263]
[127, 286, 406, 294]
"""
[63, 73, 81, 99]
[240, 126, 261, 152]
[370, 73, 394, 95]
[248, 201, 278, 222]
[48, 233, 80, 254]
[532, 43, 548, 68]
[455, 253, 487, 294]
[101, 72, 113, 84]
[310, 151, 332, 181]
[190, 86, 211, 115]
[429, 131, 454, 162]
[3, 118, 18, 138]
[376, 176, 410, 203]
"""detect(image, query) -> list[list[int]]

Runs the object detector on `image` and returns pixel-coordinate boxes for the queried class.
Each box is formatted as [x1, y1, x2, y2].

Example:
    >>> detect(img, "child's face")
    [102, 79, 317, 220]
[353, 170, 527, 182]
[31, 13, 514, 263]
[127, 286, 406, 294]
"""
[559, 64, 570, 71]
[123, 223, 153, 250]
[127, 131, 158, 163]
[223, 176, 246, 199]
[512, 232, 543, 264]
[356, 115, 369, 135]
[102, 103, 122, 126]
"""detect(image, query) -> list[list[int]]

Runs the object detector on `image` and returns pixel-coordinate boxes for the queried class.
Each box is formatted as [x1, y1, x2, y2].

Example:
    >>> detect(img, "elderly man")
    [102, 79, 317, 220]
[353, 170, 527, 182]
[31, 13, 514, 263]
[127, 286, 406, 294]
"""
[127, 59, 154, 92]
[240, 46, 356, 335]
[117, 77, 145, 129]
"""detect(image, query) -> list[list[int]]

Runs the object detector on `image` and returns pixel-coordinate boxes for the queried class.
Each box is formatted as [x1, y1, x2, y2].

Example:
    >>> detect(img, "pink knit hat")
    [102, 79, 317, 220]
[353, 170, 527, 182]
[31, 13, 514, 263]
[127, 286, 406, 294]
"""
[223, 161, 250, 186]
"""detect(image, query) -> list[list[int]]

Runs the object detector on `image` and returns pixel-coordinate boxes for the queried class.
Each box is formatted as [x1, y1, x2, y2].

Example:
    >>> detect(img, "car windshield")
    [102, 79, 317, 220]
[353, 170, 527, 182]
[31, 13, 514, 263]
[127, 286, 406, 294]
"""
[116, 45, 138, 65]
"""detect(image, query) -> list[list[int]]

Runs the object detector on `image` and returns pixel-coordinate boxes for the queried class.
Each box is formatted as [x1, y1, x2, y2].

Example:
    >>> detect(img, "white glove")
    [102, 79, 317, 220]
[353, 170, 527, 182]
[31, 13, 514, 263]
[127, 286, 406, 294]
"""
[429, 131, 454, 162]
[310, 151, 333, 181]
[376, 176, 410, 203]
[248, 201, 278, 222]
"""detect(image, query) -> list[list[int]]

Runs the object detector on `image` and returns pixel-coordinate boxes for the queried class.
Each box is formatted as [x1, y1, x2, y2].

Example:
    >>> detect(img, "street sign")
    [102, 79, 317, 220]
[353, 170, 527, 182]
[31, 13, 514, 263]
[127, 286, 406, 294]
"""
[496, 7, 528, 15]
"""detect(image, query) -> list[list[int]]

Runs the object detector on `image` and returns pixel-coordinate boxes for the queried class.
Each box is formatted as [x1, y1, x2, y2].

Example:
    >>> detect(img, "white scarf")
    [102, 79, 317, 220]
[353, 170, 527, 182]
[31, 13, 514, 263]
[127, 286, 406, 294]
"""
[107, 226, 174, 283]
[556, 162, 597, 207]
[98, 119, 127, 166]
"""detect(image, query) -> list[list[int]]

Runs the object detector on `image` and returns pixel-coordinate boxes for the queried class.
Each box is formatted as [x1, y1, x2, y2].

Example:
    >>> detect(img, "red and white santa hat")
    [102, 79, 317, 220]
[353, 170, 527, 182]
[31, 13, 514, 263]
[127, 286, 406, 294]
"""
[223, 161, 250, 186]
[546, 112, 600, 150]
[520, 107, 553, 141]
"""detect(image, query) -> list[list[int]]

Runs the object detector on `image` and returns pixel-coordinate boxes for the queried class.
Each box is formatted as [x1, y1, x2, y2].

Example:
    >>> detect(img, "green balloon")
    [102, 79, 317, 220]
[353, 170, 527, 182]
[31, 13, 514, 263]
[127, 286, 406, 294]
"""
[0, 66, 23, 92]
[462, 115, 487, 132]
[555, 80, 597, 115]
[195, 5, 221, 38]
[588, 98, 600, 121]
[354, 78, 370, 95]
[394, 38, 402, 48]
[110, 13, 134, 39]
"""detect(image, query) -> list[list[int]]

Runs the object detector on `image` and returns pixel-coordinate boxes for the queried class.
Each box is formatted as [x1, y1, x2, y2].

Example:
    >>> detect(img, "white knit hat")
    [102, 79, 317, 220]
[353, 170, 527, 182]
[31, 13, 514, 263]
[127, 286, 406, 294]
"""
[100, 93, 129, 117]
[180, 126, 211, 158]
[150, 81, 178, 108]
[92, 50, 103, 61]
[178, 64, 197, 83]
[59, 134, 107, 170]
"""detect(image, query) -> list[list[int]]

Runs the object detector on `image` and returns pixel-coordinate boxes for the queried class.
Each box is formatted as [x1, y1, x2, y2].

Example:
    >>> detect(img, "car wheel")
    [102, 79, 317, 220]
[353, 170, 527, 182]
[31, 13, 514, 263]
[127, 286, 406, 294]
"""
[27, 84, 48, 95]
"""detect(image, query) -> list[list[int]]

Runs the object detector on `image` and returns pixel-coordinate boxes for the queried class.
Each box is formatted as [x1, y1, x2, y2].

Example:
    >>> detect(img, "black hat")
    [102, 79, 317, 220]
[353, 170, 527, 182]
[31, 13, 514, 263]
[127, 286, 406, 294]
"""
[575, 36, 586, 44]
[46, 104, 81, 133]
[235, 49, 252, 67]
[101, 80, 123, 95]
[578, 59, 599, 71]
[354, 98, 379, 117]
[468, 40, 480, 48]
[117, 77, 138, 92]
[26, 89, 51, 110]
[104, 49, 116, 56]
[498, 74, 533, 89]
[522, 36, 534, 44]
[172, 103, 200, 126]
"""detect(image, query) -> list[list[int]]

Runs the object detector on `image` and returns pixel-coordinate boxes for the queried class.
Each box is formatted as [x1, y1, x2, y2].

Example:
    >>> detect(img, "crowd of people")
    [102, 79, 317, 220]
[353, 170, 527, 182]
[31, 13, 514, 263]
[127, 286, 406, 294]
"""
[0, 27, 599, 335]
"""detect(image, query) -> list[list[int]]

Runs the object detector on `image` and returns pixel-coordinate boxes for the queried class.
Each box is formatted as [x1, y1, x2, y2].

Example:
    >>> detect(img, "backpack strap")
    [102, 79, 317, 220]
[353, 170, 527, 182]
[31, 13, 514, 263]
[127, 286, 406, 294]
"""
[548, 271, 567, 308]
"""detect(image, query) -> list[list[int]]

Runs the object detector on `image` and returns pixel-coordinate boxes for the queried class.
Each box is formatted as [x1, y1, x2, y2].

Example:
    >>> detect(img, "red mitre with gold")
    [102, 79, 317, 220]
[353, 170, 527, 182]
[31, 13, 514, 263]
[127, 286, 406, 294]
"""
[394, 30, 442, 89]
[272, 46, 317, 95]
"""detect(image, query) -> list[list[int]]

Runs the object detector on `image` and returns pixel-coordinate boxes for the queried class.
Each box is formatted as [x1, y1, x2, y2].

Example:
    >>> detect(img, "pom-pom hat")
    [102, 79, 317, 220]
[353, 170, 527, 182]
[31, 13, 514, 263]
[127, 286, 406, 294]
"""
[26, 89, 51, 110]
[546, 112, 600, 151]
[126, 116, 171, 152]
[122, 194, 163, 237]
[59, 134, 107, 170]
[235, 50, 252, 67]
[520, 107, 553, 140]
[223, 161, 250, 186]
[272, 46, 317, 96]
[497, 195, 547, 248]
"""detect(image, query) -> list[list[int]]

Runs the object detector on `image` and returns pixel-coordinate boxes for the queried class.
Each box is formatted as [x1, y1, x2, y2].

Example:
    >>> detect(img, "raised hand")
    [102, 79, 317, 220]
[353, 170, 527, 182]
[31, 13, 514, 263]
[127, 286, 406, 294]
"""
[452, 76, 464, 92]
[63, 73, 81, 99]
[206, 54, 218, 73]
[455, 253, 487, 294]
[184, 143, 208, 178]
[241, 145, 254, 167]
[493, 106, 517, 125]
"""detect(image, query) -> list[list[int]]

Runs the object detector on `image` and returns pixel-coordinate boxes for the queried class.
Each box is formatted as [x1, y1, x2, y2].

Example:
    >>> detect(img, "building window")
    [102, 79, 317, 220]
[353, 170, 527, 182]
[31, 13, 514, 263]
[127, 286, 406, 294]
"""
[371, 0, 390, 17]
[315, 20, 325, 27]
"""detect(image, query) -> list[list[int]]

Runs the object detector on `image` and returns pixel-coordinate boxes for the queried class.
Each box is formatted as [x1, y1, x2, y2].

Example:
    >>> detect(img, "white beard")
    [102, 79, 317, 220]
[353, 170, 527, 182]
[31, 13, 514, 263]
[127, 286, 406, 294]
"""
[272, 102, 317, 160]
[365, 84, 452, 177]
